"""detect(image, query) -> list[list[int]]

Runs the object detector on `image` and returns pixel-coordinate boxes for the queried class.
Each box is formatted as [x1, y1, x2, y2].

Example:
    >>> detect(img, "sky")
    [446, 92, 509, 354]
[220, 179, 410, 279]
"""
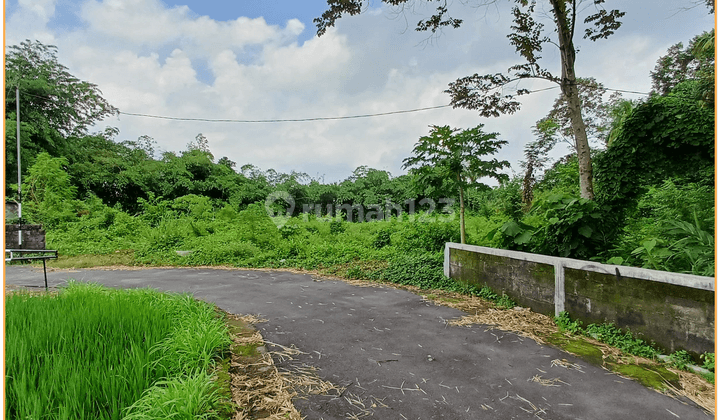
[4, 0, 715, 184]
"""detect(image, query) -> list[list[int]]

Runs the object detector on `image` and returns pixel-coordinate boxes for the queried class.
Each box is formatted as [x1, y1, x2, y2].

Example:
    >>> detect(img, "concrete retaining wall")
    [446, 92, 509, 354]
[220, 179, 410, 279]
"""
[444, 243, 715, 355]
[5, 224, 46, 250]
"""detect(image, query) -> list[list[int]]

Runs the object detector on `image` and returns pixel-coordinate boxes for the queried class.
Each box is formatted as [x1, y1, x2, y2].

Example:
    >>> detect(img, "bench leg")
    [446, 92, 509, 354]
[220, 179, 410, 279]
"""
[43, 259, 48, 291]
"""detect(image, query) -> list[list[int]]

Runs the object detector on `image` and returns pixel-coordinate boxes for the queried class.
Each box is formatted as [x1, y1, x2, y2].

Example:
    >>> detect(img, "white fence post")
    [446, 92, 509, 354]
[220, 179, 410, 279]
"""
[554, 261, 565, 317]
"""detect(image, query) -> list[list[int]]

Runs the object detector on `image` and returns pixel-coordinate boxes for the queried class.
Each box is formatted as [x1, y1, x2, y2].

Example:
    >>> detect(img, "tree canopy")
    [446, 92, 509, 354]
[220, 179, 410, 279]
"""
[316, 0, 625, 200]
[402, 124, 509, 243]
[5, 40, 118, 184]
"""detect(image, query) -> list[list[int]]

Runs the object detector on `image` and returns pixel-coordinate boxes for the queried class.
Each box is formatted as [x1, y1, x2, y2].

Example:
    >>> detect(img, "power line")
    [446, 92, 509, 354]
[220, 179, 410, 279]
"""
[118, 104, 452, 123]
[602, 88, 654, 96]
[116, 85, 563, 123]
[18, 84, 701, 126]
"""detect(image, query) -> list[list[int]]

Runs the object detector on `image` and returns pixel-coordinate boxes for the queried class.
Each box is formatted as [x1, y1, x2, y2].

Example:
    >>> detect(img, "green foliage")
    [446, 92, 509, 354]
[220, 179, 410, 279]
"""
[584, 323, 658, 359]
[594, 82, 714, 209]
[380, 252, 516, 309]
[554, 311, 583, 334]
[701, 352, 715, 371]
[122, 371, 222, 420]
[664, 214, 715, 276]
[535, 154, 580, 197]
[373, 226, 394, 249]
[402, 124, 510, 190]
[493, 292, 516, 310]
[491, 177, 524, 221]
[329, 219, 346, 235]
[462, 214, 505, 247]
[395, 220, 460, 253]
[488, 220, 535, 252]
[383, 252, 449, 289]
[5, 40, 118, 185]
[531, 193, 610, 259]
[279, 223, 302, 239]
[629, 238, 673, 271]
[552, 312, 660, 359]
[612, 179, 714, 275]
[402, 124, 510, 242]
[150, 294, 231, 378]
[666, 350, 693, 370]
[651, 30, 714, 106]
[21, 152, 83, 228]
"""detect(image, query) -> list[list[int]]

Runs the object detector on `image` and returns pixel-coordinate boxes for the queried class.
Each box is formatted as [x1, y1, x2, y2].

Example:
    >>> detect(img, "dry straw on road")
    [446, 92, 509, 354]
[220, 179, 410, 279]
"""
[227, 314, 344, 420]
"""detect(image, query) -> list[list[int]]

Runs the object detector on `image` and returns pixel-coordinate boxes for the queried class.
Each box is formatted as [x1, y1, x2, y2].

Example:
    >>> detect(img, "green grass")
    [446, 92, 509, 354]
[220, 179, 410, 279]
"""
[50, 249, 137, 268]
[5, 282, 231, 420]
[122, 371, 223, 420]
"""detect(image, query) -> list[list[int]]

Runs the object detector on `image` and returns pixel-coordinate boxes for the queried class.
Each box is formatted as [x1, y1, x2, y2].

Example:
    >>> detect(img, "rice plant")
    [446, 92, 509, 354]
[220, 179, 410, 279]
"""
[5, 282, 230, 420]
[122, 371, 222, 420]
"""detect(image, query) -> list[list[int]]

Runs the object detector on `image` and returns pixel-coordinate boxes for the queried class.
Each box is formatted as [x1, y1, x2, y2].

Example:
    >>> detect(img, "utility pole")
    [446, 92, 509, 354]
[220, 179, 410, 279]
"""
[16, 86, 22, 246]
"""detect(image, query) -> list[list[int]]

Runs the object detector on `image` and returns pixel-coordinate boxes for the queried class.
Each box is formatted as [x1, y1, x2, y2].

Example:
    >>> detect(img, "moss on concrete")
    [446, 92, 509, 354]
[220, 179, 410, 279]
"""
[530, 264, 554, 283]
[233, 343, 261, 357]
[609, 363, 679, 391]
[546, 333, 604, 366]
[545, 333, 681, 392]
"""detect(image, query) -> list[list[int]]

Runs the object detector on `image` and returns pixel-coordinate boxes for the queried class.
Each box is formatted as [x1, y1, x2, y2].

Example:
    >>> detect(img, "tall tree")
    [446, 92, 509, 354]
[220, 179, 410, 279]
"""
[535, 78, 621, 150]
[402, 124, 509, 244]
[5, 40, 118, 183]
[522, 77, 622, 204]
[651, 30, 715, 106]
[316, 0, 625, 200]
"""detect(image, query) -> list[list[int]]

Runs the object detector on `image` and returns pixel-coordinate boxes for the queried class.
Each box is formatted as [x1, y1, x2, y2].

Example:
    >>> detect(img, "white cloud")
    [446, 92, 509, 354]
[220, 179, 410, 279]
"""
[7, 0, 58, 44]
[19, 0, 56, 21]
[80, 0, 302, 57]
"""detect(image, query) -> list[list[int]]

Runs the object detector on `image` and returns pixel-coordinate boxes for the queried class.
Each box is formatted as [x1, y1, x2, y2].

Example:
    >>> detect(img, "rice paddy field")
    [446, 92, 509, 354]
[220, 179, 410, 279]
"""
[5, 282, 231, 420]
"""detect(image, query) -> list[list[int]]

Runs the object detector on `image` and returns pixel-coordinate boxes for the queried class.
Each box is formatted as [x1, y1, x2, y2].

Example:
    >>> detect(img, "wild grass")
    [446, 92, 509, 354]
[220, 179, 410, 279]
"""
[5, 282, 230, 420]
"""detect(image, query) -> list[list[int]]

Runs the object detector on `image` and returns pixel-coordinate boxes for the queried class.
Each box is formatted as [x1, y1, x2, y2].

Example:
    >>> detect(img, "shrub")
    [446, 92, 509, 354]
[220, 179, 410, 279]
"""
[373, 227, 394, 249]
[383, 252, 449, 289]
[701, 353, 715, 371]
[584, 323, 657, 359]
[329, 219, 346, 235]
[667, 350, 693, 370]
[395, 220, 460, 253]
[530, 193, 612, 260]
[554, 311, 583, 334]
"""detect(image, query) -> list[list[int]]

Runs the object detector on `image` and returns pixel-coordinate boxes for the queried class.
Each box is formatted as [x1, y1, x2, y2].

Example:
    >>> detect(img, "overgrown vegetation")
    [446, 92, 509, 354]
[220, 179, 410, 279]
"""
[5, 282, 231, 420]
[7, 36, 714, 279]
[554, 311, 715, 384]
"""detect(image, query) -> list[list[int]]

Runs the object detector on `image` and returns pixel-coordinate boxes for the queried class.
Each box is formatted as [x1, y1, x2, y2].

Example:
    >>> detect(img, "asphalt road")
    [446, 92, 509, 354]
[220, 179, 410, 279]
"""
[5, 265, 710, 419]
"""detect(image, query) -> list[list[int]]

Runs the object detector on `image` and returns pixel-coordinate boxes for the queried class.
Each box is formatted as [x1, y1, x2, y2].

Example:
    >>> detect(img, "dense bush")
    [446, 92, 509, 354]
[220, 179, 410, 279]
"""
[530, 193, 613, 260]
[383, 252, 448, 289]
[395, 219, 460, 253]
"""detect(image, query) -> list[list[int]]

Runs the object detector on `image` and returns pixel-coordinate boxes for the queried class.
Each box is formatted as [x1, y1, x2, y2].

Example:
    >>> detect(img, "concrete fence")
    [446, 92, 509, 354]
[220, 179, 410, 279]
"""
[5, 224, 46, 250]
[444, 243, 715, 355]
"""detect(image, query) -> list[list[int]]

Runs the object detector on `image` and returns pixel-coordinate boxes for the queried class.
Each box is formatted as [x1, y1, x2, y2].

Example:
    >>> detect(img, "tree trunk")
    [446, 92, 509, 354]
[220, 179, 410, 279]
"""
[550, 0, 595, 200]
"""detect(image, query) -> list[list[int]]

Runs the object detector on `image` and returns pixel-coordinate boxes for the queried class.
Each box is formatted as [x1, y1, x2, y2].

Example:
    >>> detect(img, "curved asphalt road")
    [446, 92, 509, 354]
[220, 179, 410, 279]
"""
[5, 266, 709, 419]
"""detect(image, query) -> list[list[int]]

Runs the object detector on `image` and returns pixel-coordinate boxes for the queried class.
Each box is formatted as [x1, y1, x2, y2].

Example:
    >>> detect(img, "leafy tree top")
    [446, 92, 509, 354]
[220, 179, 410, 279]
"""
[402, 124, 510, 189]
[6, 40, 118, 138]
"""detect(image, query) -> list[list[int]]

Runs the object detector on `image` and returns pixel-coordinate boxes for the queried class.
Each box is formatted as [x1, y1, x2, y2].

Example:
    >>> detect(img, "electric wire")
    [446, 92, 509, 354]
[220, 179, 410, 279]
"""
[15, 83, 703, 125]
[117, 104, 452, 123]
